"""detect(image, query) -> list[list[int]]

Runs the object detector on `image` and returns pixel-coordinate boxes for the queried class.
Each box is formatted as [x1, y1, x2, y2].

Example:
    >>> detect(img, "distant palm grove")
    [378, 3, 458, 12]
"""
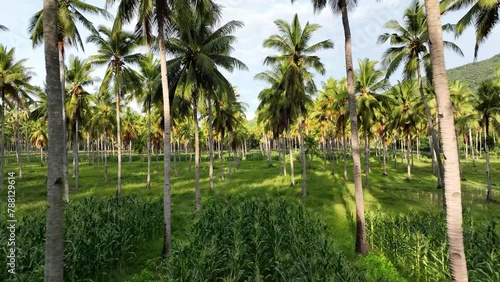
[0, 0, 499, 281]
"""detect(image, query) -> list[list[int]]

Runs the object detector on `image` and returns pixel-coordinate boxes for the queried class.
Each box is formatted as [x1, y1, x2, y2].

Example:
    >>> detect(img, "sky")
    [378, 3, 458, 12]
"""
[1, 0, 499, 120]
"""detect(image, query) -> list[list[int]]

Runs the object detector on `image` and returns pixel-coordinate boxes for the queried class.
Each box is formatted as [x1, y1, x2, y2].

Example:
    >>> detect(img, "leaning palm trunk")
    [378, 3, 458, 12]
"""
[417, 65, 444, 190]
[159, 23, 172, 258]
[43, 0, 65, 278]
[207, 99, 214, 191]
[340, 0, 368, 255]
[425, 0, 468, 279]
[58, 43, 70, 204]
[115, 89, 122, 198]
[193, 100, 201, 213]
[15, 106, 23, 179]
[299, 117, 306, 197]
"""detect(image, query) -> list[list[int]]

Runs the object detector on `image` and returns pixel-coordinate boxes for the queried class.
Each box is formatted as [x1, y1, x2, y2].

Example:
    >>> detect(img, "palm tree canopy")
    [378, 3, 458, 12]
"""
[0, 45, 34, 108]
[442, 0, 500, 59]
[28, 0, 111, 50]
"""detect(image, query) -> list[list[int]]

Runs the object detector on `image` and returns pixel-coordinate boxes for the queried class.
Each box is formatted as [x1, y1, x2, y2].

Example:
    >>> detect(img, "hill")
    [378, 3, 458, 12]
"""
[447, 53, 500, 90]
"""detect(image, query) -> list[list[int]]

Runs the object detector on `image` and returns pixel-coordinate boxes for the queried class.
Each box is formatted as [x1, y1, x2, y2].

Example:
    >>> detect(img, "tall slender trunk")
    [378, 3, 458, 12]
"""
[407, 134, 411, 181]
[364, 128, 370, 189]
[0, 87, 5, 189]
[469, 128, 476, 167]
[299, 116, 306, 197]
[425, 1, 468, 279]
[193, 100, 201, 213]
[147, 100, 151, 189]
[58, 43, 70, 203]
[15, 105, 23, 179]
[282, 136, 287, 176]
[207, 98, 214, 191]
[288, 127, 295, 186]
[417, 62, 444, 190]
[484, 123, 493, 201]
[40, 147, 44, 165]
[73, 120, 79, 189]
[129, 141, 132, 163]
[219, 132, 225, 181]
[43, 0, 65, 278]
[115, 89, 122, 198]
[342, 120, 348, 180]
[456, 130, 465, 180]
[173, 132, 178, 177]
[382, 135, 387, 176]
[340, 0, 368, 255]
[104, 133, 108, 181]
[158, 23, 172, 257]
[322, 123, 327, 171]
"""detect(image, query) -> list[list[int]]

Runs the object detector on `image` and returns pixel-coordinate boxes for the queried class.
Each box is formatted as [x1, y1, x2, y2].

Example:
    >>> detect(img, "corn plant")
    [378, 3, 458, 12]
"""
[159, 196, 363, 281]
[366, 210, 499, 281]
[0, 195, 163, 281]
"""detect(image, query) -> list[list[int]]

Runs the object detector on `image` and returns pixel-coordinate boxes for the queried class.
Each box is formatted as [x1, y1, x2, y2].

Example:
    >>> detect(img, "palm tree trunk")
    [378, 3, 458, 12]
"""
[115, 90, 122, 198]
[342, 121, 348, 180]
[322, 123, 327, 171]
[364, 128, 370, 189]
[2, 89, 8, 189]
[456, 130, 465, 180]
[57, 43, 70, 203]
[15, 106, 23, 179]
[282, 136, 287, 176]
[340, 0, 368, 255]
[288, 129, 295, 186]
[425, 1, 468, 279]
[104, 134, 108, 181]
[173, 133, 178, 177]
[417, 64, 444, 190]
[219, 133, 225, 181]
[40, 147, 44, 165]
[407, 134, 411, 181]
[158, 24, 172, 258]
[469, 128, 476, 167]
[73, 120, 79, 189]
[299, 116, 306, 197]
[207, 98, 214, 191]
[146, 102, 151, 189]
[43, 0, 65, 278]
[382, 136, 387, 176]
[484, 123, 493, 201]
[193, 101, 201, 213]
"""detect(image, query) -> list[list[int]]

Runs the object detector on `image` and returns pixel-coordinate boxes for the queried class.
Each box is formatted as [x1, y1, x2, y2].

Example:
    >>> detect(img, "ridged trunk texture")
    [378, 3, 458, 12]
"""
[58, 43, 69, 204]
[43, 0, 65, 279]
[425, 0, 468, 280]
[340, 0, 368, 255]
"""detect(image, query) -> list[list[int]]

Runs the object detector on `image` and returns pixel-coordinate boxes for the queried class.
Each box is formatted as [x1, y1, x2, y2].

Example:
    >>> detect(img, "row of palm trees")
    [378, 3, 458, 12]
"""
[5, 0, 497, 279]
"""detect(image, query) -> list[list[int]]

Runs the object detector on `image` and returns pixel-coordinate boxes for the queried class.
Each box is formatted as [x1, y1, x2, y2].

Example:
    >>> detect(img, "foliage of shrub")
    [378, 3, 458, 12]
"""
[358, 252, 405, 282]
[0, 196, 163, 281]
[366, 210, 500, 282]
[160, 196, 363, 281]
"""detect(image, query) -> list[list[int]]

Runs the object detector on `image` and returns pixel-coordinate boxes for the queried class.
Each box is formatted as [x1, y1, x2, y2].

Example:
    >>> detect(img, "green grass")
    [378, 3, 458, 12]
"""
[0, 149, 499, 280]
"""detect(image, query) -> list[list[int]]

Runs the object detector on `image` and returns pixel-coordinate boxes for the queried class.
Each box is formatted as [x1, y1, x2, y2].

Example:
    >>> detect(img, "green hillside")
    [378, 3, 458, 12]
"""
[447, 53, 500, 90]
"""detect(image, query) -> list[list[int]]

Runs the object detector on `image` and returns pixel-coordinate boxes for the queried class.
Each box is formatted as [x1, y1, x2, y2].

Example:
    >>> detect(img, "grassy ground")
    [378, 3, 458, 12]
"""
[1, 149, 499, 280]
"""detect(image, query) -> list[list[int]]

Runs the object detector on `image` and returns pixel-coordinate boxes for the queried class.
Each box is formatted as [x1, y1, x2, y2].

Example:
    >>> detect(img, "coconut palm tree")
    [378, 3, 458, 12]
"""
[166, 8, 247, 213]
[31, 118, 48, 166]
[135, 53, 160, 189]
[378, 0, 463, 190]
[87, 25, 142, 198]
[387, 81, 423, 181]
[425, 0, 468, 279]
[0, 45, 32, 188]
[473, 80, 500, 201]
[122, 106, 140, 163]
[42, 0, 65, 279]
[65, 55, 94, 190]
[29, 0, 111, 203]
[106, 0, 222, 257]
[295, 0, 368, 254]
[262, 13, 333, 197]
[443, 0, 500, 59]
[355, 58, 390, 189]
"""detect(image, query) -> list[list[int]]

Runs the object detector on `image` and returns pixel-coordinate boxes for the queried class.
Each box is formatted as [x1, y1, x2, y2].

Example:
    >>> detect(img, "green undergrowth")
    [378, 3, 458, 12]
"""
[366, 209, 500, 282]
[0, 196, 163, 281]
[130, 196, 364, 281]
